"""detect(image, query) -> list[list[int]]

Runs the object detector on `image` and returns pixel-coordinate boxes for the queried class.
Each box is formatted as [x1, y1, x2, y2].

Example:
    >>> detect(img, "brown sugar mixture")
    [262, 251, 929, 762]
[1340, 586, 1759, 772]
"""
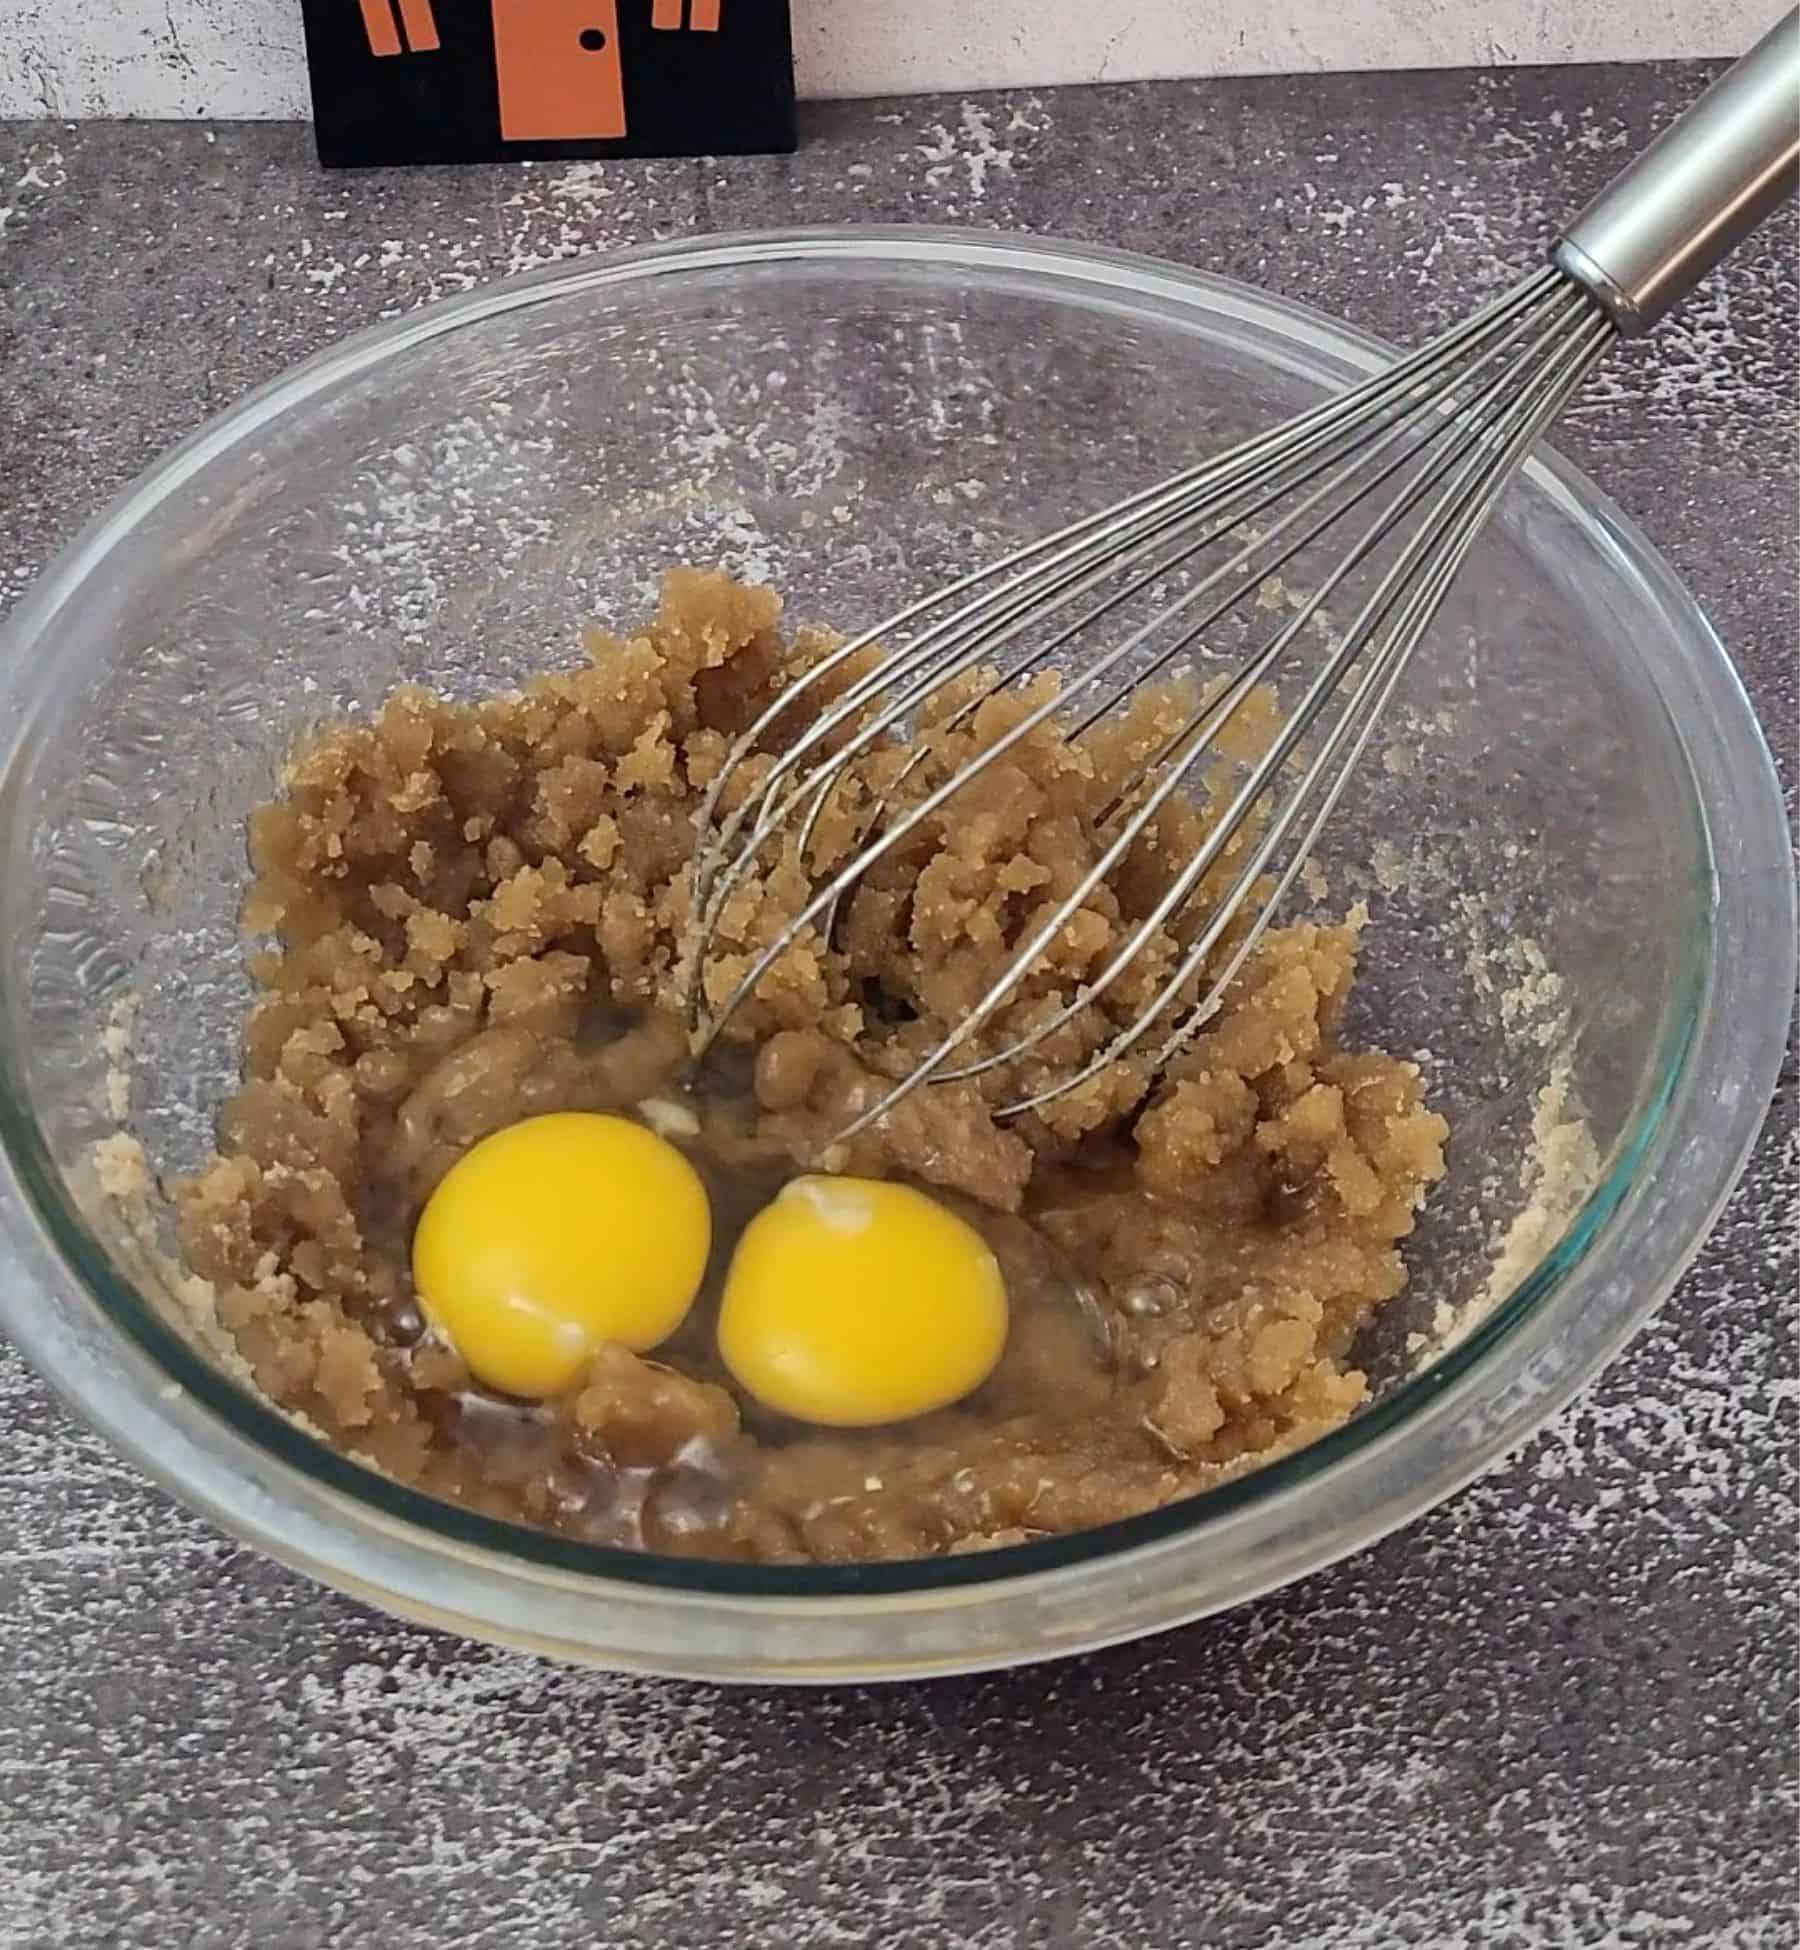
[177, 568, 1448, 1564]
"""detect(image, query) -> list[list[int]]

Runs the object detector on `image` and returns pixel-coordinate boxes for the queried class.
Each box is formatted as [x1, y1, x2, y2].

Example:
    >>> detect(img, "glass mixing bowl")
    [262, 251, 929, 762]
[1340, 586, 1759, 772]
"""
[0, 229, 1789, 1682]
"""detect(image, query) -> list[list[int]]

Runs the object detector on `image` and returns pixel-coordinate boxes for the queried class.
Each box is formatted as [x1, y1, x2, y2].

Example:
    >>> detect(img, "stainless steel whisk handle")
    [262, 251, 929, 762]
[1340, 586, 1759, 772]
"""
[1554, 7, 1799, 333]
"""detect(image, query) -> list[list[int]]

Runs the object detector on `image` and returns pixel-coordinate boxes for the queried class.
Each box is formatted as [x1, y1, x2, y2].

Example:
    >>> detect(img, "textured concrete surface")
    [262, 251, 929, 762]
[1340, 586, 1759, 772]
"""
[1, 63, 1795, 1950]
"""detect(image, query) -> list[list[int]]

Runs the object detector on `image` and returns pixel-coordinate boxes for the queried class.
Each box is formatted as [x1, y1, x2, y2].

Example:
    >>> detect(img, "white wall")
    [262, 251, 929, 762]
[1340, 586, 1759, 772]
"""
[0, 0, 1767, 120]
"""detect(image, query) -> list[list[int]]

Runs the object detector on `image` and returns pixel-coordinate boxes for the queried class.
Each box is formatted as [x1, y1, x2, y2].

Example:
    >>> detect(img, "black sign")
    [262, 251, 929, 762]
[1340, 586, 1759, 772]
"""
[302, 0, 796, 168]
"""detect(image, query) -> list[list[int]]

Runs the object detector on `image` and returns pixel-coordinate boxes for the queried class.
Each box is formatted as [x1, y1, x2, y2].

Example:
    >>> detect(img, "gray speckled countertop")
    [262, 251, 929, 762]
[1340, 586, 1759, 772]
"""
[1, 63, 1795, 1950]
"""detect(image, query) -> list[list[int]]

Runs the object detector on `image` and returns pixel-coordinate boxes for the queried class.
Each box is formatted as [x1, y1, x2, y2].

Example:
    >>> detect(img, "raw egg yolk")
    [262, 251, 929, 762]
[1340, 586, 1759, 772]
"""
[718, 1176, 1008, 1427]
[412, 1111, 710, 1400]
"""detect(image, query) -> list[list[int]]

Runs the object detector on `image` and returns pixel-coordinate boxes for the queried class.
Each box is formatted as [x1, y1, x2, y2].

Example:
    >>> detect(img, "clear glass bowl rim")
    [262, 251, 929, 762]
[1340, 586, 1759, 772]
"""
[0, 225, 1789, 1680]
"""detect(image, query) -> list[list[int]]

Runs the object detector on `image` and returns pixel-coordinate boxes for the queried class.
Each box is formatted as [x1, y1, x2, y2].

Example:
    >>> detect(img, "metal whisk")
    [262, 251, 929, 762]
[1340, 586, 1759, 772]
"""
[686, 11, 1798, 1138]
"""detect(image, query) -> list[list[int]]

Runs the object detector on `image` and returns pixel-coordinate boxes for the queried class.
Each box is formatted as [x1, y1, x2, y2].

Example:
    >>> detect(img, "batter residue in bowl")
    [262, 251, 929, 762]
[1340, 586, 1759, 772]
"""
[175, 568, 1447, 1564]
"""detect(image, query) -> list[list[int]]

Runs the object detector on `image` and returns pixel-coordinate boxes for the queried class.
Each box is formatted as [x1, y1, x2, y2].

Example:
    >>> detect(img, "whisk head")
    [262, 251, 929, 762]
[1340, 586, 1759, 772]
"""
[683, 263, 1615, 1138]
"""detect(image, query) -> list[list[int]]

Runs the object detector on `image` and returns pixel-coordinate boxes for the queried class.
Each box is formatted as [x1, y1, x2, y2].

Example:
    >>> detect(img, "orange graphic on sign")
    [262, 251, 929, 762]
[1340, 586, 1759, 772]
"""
[492, 0, 627, 141]
[394, 0, 440, 51]
[355, 1, 736, 138]
[652, 0, 721, 28]
[358, 0, 439, 56]
[357, 0, 401, 56]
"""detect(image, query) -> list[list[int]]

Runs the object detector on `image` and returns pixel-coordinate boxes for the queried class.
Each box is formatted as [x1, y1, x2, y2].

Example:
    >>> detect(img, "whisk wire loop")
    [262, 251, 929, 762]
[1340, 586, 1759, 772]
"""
[685, 269, 1570, 962]
[671, 2, 1796, 1144]
[832, 290, 1615, 1137]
